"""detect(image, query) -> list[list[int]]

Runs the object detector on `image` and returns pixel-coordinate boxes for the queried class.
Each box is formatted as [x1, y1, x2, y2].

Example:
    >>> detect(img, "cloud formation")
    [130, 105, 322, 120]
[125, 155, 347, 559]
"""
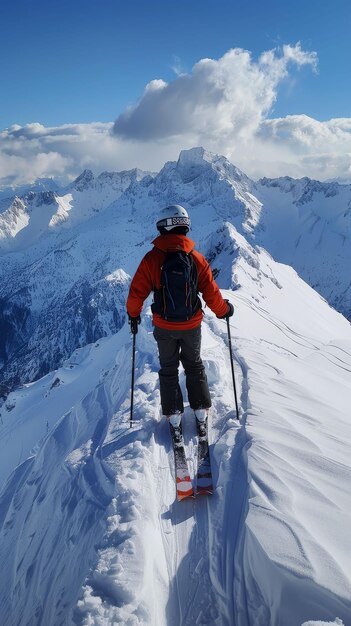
[0, 121, 188, 186]
[113, 44, 317, 141]
[1, 44, 351, 186]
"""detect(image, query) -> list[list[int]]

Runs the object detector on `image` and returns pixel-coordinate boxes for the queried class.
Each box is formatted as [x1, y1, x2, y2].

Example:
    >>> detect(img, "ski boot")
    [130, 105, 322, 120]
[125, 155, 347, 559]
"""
[194, 408, 208, 439]
[167, 411, 183, 447]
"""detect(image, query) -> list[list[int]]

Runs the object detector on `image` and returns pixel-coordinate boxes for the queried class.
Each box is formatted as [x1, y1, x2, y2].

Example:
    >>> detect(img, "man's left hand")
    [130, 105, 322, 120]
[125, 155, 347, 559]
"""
[217, 300, 234, 320]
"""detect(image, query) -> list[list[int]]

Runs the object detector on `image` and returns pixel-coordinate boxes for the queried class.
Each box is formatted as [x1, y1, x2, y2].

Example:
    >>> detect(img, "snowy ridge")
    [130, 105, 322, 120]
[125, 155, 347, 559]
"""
[1, 147, 350, 395]
[259, 176, 348, 203]
[0, 178, 61, 215]
[0, 223, 350, 625]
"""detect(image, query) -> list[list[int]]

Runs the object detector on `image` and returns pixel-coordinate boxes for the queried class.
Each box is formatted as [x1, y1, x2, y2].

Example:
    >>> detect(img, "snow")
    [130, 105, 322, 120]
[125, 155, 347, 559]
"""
[302, 620, 344, 626]
[0, 148, 350, 625]
[0, 218, 350, 625]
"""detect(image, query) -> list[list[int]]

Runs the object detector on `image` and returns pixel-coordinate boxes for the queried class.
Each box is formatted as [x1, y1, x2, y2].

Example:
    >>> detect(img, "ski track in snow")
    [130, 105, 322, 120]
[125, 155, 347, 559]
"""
[70, 315, 252, 626]
[1, 284, 351, 624]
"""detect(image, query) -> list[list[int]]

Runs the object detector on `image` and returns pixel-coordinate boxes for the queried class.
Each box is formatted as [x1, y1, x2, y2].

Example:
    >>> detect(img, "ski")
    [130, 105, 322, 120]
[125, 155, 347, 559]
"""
[169, 422, 194, 501]
[195, 417, 213, 496]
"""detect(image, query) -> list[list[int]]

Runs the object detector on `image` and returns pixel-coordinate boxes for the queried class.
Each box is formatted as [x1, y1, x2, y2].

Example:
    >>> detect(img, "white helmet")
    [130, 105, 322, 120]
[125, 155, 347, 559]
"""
[156, 204, 191, 232]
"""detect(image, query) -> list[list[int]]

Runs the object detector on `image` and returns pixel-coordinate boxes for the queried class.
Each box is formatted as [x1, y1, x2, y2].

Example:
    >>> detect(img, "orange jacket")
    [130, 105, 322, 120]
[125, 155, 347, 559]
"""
[127, 234, 228, 330]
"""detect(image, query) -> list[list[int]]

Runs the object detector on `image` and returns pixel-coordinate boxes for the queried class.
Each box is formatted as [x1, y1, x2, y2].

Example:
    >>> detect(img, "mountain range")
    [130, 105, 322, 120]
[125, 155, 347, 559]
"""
[0, 147, 350, 395]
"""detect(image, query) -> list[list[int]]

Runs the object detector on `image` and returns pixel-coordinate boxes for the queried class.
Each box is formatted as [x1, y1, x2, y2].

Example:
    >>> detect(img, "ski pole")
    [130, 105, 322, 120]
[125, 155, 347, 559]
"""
[130, 330, 136, 428]
[129, 316, 140, 427]
[226, 317, 240, 420]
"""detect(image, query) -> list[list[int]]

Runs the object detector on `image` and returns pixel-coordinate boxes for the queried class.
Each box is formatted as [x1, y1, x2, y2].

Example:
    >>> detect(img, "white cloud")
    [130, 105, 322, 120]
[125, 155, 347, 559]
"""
[171, 55, 186, 77]
[279, 43, 318, 69]
[1, 44, 351, 186]
[244, 115, 351, 180]
[113, 43, 317, 142]
[259, 115, 351, 151]
[0, 123, 120, 186]
[0, 150, 71, 186]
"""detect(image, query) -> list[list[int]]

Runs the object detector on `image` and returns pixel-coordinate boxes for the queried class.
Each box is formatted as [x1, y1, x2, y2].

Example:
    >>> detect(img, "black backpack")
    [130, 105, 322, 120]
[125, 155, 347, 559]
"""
[152, 251, 201, 321]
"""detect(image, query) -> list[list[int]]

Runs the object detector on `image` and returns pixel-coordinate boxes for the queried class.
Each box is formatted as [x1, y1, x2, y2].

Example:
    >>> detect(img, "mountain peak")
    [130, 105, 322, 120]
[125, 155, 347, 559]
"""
[177, 146, 229, 170]
[72, 169, 94, 191]
[178, 146, 210, 164]
[176, 147, 252, 188]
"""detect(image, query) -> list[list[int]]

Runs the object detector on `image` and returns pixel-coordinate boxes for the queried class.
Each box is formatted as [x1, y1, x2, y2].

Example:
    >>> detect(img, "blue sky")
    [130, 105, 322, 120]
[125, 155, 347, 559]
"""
[1, 0, 350, 128]
[1, 0, 351, 185]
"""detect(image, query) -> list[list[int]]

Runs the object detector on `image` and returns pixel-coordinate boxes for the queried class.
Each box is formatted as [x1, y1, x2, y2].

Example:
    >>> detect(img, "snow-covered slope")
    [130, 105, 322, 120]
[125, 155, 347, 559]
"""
[0, 223, 350, 625]
[255, 176, 351, 320]
[1, 148, 350, 395]
[0, 167, 153, 250]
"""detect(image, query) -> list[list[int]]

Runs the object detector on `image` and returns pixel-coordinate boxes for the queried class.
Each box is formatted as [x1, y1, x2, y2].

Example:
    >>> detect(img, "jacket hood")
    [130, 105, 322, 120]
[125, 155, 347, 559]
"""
[152, 234, 196, 253]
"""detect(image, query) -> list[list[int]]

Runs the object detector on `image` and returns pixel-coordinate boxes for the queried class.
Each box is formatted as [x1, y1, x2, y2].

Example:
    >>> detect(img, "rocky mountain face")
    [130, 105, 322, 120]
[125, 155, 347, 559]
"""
[0, 147, 350, 393]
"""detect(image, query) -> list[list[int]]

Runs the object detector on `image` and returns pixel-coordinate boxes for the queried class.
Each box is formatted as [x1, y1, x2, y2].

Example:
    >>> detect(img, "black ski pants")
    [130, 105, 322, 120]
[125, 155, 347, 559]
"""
[153, 324, 211, 416]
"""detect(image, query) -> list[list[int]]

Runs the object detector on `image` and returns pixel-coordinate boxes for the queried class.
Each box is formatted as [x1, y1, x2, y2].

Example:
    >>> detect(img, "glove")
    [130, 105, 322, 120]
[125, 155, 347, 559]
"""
[128, 314, 141, 335]
[217, 299, 234, 320]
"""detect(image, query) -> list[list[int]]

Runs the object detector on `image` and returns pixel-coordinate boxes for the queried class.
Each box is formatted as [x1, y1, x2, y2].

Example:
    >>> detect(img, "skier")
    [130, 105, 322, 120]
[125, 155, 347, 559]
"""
[126, 204, 234, 438]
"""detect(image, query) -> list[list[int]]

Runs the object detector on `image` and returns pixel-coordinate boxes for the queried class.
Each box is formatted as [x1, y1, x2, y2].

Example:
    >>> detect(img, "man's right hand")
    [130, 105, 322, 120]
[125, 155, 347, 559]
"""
[128, 314, 141, 334]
